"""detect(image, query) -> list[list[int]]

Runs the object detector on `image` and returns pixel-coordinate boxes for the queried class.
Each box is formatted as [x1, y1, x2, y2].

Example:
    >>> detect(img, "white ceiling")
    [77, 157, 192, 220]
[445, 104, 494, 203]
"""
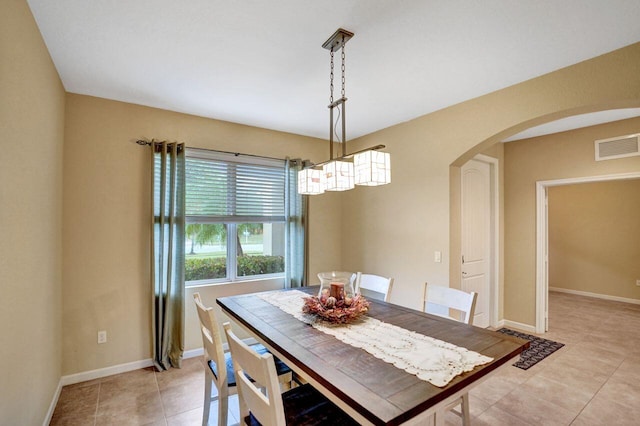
[27, 0, 640, 141]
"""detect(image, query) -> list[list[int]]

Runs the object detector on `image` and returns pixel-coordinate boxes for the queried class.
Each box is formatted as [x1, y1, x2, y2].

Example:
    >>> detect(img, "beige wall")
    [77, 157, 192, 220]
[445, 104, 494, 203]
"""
[0, 0, 65, 424]
[343, 43, 640, 322]
[62, 94, 343, 374]
[548, 179, 640, 300]
[504, 117, 640, 324]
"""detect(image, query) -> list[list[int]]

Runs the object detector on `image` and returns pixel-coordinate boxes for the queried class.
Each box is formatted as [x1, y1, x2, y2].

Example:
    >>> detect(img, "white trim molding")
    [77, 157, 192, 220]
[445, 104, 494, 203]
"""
[536, 172, 640, 334]
[61, 358, 154, 386]
[501, 320, 537, 334]
[550, 287, 640, 305]
[183, 347, 205, 359]
[43, 380, 63, 426]
[535, 181, 548, 334]
[59, 337, 259, 386]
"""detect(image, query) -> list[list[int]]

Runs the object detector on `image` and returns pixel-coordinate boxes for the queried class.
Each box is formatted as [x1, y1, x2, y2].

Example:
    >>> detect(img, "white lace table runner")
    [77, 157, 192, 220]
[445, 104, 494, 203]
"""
[257, 290, 493, 387]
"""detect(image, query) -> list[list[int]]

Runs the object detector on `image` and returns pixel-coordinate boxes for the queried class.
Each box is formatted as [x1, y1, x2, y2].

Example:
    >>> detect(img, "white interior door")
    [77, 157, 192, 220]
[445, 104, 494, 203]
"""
[461, 159, 491, 328]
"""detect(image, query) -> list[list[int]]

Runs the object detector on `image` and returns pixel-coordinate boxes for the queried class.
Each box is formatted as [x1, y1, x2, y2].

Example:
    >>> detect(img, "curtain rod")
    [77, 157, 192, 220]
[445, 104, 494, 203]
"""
[136, 139, 298, 164]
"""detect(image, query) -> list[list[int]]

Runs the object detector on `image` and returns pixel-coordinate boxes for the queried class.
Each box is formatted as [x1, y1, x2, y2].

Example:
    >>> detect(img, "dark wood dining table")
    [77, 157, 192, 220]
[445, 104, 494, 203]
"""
[217, 286, 529, 426]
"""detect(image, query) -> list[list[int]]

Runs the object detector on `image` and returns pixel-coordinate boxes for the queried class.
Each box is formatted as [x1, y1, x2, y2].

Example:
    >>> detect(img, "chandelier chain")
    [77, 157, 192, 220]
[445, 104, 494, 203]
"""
[329, 50, 334, 104]
[341, 41, 346, 99]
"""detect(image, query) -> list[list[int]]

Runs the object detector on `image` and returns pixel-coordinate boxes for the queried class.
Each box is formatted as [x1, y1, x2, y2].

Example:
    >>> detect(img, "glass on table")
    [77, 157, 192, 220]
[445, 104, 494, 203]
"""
[317, 271, 355, 306]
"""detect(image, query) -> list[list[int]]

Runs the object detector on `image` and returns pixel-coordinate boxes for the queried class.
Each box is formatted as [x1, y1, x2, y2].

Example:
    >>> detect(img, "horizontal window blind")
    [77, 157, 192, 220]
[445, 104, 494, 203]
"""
[185, 150, 285, 223]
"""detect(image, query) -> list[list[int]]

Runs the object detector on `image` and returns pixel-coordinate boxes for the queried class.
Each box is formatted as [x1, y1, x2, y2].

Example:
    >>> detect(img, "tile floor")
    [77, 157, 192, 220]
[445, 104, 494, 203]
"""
[51, 291, 640, 425]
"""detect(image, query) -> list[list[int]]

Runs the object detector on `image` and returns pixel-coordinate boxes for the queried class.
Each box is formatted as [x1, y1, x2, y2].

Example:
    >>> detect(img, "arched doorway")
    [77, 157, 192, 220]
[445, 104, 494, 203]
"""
[451, 108, 640, 332]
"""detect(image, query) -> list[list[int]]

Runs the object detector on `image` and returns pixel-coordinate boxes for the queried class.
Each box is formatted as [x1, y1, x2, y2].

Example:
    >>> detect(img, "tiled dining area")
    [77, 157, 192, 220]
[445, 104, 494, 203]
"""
[50, 291, 640, 425]
[468, 291, 640, 425]
[49, 358, 220, 425]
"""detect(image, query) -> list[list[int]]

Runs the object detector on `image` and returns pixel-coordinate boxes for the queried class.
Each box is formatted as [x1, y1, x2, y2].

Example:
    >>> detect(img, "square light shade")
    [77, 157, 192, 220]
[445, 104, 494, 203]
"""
[323, 160, 354, 191]
[297, 168, 325, 195]
[354, 150, 391, 186]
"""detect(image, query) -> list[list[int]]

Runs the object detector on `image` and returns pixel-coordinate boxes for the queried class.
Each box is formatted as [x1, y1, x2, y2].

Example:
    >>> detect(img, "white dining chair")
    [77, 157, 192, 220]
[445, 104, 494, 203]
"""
[223, 322, 358, 425]
[193, 293, 293, 426]
[422, 283, 478, 426]
[422, 283, 477, 324]
[354, 272, 394, 302]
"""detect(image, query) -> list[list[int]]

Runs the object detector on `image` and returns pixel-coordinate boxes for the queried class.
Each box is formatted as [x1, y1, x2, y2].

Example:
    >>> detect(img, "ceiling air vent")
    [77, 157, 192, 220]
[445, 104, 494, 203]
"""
[595, 133, 640, 161]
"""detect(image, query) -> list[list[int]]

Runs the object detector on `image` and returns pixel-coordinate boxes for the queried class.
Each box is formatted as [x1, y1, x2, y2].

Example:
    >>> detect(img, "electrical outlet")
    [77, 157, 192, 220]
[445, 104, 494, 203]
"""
[98, 330, 107, 344]
[434, 251, 442, 263]
[636, 279, 640, 287]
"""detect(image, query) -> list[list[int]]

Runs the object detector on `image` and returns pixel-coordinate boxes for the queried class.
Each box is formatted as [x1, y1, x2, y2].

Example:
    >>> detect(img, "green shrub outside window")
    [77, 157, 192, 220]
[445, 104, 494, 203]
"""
[185, 255, 285, 281]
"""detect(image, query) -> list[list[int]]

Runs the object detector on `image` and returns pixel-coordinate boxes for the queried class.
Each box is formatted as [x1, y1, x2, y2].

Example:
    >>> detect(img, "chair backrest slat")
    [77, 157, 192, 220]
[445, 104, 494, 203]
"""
[224, 322, 285, 426]
[422, 283, 477, 325]
[355, 273, 394, 302]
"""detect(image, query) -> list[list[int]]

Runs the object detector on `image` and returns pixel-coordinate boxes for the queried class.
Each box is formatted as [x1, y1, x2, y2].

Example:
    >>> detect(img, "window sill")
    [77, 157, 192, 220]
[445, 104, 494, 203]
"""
[186, 275, 285, 290]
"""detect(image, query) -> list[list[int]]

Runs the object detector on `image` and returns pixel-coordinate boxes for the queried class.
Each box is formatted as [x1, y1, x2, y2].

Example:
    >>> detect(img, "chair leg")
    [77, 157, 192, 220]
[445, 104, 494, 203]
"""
[217, 386, 229, 426]
[202, 375, 212, 426]
[237, 391, 249, 424]
[460, 394, 470, 426]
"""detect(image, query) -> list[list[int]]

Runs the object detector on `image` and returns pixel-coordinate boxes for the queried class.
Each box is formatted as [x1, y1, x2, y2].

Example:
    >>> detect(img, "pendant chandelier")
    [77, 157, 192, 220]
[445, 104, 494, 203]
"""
[298, 29, 391, 195]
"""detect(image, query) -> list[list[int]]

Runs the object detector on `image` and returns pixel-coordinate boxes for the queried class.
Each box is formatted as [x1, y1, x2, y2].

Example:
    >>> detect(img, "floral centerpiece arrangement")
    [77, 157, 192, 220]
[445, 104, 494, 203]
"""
[303, 280, 370, 324]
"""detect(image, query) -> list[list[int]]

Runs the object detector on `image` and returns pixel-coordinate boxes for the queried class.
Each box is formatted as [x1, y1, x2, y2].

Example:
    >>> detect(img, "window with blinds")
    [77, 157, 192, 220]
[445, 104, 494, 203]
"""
[184, 148, 286, 285]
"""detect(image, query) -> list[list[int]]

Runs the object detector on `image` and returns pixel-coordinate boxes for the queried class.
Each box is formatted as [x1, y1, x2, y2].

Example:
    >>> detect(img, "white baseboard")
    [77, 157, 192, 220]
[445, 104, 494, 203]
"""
[60, 358, 155, 386]
[61, 336, 259, 387]
[184, 337, 257, 359]
[549, 287, 640, 305]
[43, 379, 63, 426]
[501, 319, 537, 334]
[183, 347, 204, 359]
